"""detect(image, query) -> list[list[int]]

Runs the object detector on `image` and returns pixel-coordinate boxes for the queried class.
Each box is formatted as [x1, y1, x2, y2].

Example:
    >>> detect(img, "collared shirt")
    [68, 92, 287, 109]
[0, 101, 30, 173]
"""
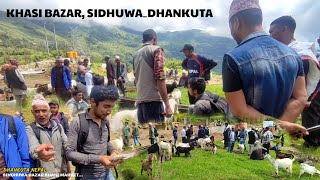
[40, 120, 54, 137]
[66, 98, 89, 117]
[154, 48, 165, 80]
[66, 111, 114, 178]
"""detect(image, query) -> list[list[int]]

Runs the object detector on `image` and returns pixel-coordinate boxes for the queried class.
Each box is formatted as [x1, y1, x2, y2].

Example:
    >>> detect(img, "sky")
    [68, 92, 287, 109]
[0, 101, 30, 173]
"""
[1, 0, 319, 42]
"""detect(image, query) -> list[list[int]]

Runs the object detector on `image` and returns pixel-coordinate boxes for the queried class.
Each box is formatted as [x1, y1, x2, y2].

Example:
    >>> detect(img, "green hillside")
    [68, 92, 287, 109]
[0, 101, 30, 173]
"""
[0, 11, 236, 74]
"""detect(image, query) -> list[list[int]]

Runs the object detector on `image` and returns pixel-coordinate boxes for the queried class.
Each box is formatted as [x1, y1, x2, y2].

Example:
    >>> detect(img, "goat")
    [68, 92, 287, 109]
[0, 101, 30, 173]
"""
[141, 153, 157, 177]
[238, 144, 245, 154]
[166, 82, 177, 94]
[264, 154, 295, 177]
[110, 137, 124, 151]
[158, 140, 173, 162]
[163, 90, 181, 130]
[110, 109, 138, 132]
[0, 87, 4, 94]
[175, 141, 196, 157]
[275, 151, 294, 159]
[212, 143, 217, 155]
[148, 143, 160, 155]
[299, 163, 320, 178]
[197, 138, 206, 149]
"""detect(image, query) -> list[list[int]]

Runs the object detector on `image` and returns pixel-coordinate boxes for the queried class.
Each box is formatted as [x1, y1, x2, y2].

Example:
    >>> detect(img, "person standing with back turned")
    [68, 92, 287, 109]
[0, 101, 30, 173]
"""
[133, 29, 172, 127]
[223, 0, 308, 138]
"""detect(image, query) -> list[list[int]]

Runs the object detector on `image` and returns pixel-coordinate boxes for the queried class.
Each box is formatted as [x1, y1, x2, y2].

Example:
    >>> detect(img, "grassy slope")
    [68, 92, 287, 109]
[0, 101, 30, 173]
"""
[117, 141, 320, 180]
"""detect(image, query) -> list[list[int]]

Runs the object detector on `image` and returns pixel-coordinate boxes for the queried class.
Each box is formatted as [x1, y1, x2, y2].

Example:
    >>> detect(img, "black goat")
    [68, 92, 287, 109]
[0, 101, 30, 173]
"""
[166, 82, 178, 94]
[148, 143, 160, 155]
[175, 142, 195, 157]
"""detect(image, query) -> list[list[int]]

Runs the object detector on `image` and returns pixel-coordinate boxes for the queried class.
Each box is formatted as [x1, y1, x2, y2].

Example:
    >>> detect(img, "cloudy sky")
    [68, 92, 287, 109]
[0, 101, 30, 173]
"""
[1, 0, 319, 42]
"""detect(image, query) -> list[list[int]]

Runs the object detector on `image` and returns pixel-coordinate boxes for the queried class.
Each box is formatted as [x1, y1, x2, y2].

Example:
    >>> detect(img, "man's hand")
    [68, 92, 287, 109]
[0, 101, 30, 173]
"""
[111, 150, 120, 156]
[164, 104, 173, 118]
[279, 120, 309, 140]
[36, 144, 56, 162]
[99, 155, 120, 169]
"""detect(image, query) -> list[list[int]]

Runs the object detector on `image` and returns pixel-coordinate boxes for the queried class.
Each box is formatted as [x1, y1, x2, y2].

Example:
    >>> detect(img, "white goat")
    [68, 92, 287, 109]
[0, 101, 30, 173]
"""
[197, 138, 206, 149]
[158, 141, 173, 161]
[265, 154, 295, 177]
[163, 90, 181, 130]
[110, 109, 138, 132]
[238, 144, 245, 154]
[110, 137, 124, 151]
[299, 163, 320, 178]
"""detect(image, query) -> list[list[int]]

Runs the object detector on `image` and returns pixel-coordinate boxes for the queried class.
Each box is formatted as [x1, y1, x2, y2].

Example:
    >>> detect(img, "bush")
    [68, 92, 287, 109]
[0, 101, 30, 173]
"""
[166, 58, 182, 69]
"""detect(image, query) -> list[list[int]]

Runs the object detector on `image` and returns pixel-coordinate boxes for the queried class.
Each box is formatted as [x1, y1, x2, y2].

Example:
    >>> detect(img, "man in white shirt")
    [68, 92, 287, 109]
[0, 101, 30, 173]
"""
[181, 126, 187, 143]
[262, 127, 274, 154]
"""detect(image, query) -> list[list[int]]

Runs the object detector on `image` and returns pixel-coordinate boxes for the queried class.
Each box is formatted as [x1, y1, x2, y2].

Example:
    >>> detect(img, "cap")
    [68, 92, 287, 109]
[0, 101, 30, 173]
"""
[49, 100, 59, 106]
[229, 0, 261, 20]
[115, 56, 120, 60]
[142, 29, 157, 43]
[180, 44, 194, 52]
[105, 55, 110, 60]
[55, 56, 64, 61]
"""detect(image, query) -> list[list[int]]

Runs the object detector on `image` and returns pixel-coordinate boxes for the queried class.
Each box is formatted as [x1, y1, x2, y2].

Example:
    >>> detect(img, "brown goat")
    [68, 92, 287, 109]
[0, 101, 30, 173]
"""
[276, 151, 294, 159]
[141, 153, 157, 177]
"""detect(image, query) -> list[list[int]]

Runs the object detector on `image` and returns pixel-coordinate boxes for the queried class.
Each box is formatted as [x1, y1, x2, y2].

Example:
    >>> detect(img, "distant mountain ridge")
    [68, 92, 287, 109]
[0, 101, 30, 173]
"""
[0, 11, 236, 73]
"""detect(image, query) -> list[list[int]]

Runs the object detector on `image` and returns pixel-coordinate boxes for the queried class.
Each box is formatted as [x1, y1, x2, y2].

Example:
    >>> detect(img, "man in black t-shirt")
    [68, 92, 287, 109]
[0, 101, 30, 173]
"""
[248, 127, 257, 155]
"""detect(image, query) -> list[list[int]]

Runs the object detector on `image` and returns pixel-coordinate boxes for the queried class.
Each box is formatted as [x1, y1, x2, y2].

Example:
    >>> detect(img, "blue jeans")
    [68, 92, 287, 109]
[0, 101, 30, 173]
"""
[133, 136, 141, 146]
[228, 141, 235, 153]
[105, 170, 115, 180]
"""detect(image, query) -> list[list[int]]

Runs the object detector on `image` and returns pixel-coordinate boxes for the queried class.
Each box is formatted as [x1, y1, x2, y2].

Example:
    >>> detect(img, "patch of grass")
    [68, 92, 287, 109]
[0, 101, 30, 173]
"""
[116, 141, 319, 180]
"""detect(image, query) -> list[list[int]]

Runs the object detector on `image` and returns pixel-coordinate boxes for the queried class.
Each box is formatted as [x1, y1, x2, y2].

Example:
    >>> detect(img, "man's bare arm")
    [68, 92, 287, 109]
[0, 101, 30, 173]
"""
[279, 76, 307, 123]
[225, 90, 267, 122]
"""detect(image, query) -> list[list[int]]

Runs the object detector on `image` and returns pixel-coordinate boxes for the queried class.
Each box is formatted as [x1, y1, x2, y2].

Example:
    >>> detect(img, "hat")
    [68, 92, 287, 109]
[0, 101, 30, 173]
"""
[49, 100, 59, 106]
[55, 56, 64, 61]
[9, 58, 18, 61]
[32, 94, 49, 108]
[180, 44, 194, 52]
[115, 56, 120, 60]
[105, 55, 110, 60]
[229, 0, 261, 20]
[148, 122, 153, 126]
[142, 29, 157, 43]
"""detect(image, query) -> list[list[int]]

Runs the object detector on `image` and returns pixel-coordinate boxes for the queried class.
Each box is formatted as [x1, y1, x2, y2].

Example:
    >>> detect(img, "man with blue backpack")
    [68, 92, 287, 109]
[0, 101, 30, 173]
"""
[0, 113, 31, 180]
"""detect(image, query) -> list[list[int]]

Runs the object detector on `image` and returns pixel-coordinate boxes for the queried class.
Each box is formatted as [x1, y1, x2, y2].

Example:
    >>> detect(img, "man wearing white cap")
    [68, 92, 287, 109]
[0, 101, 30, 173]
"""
[26, 94, 69, 179]
[223, 0, 308, 138]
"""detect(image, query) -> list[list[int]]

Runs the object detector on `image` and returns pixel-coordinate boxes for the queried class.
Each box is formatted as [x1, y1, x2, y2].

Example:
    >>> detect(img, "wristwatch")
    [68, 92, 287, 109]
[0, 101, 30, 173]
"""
[33, 148, 39, 159]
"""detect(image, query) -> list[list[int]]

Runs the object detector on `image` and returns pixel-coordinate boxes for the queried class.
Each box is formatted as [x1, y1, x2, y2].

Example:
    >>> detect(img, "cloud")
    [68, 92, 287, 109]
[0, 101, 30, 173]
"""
[1, 0, 319, 41]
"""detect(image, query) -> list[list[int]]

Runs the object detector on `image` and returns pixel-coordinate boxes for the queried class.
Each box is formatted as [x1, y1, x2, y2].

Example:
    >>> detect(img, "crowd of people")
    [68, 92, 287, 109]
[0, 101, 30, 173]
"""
[0, 0, 319, 179]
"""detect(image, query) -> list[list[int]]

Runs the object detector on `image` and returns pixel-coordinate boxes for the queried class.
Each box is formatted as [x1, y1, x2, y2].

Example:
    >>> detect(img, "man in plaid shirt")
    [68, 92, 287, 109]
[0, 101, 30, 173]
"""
[133, 29, 173, 126]
[262, 127, 274, 154]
